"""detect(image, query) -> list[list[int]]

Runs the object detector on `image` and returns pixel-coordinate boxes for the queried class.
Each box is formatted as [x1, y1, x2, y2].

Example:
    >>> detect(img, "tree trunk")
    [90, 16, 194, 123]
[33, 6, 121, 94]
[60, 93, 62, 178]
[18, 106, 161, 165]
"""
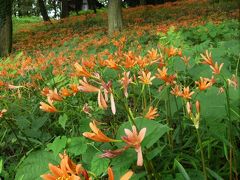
[61, 0, 69, 18]
[38, 0, 50, 21]
[140, 0, 146, 5]
[108, 0, 123, 36]
[88, 0, 96, 13]
[0, 0, 13, 57]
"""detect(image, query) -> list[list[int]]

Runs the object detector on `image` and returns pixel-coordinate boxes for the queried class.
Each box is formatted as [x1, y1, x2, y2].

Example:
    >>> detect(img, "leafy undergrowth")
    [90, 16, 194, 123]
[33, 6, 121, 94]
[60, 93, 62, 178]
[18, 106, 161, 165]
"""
[0, 0, 239, 179]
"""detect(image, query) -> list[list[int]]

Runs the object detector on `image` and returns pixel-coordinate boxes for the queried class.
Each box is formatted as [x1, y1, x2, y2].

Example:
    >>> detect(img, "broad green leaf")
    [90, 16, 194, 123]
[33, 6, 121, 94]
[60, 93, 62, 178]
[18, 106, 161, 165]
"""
[91, 154, 110, 176]
[58, 114, 68, 129]
[46, 136, 67, 156]
[15, 150, 59, 180]
[67, 137, 87, 156]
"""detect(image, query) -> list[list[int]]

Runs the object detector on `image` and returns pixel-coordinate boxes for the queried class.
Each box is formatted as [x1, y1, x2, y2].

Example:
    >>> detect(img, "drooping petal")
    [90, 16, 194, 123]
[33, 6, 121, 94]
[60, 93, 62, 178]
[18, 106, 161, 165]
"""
[138, 128, 146, 142]
[110, 93, 116, 115]
[108, 167, 114, 180]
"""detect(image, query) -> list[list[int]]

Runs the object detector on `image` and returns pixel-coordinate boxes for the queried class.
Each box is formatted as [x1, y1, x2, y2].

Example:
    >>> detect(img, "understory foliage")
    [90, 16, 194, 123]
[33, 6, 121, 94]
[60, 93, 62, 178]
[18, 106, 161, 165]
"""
[0, 0, 239, 179]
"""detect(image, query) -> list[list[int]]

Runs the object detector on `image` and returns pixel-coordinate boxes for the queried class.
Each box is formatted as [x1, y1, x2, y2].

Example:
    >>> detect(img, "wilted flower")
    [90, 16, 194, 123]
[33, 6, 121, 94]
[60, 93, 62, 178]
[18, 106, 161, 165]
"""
[186, 100, 200, 129]
[47, 88, 63, 101]
[78, 78, 99, 93]
[99, 146, 129, 158]
[120, 71, 132, 98]
[227, 74, 238, 89]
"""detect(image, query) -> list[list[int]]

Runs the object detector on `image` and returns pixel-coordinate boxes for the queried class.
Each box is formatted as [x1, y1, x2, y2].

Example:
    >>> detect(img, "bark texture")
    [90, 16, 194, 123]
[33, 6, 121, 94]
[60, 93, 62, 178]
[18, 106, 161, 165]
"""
[108, 0, 123, 36]
[38, 0, 50, 21]
[0, 0, 13, 57]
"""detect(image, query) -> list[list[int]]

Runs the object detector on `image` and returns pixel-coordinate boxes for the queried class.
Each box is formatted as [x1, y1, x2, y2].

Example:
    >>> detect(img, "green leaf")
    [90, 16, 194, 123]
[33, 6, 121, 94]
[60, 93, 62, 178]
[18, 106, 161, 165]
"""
[67, 137, 87, 156]
[91, 154, 110, 176]
[15, 150, 59, 180]
[174, 159, 190, 180]
[206, 168, 224, 180]
[46, 136, 67, 156]
[58, 114, 68, 129]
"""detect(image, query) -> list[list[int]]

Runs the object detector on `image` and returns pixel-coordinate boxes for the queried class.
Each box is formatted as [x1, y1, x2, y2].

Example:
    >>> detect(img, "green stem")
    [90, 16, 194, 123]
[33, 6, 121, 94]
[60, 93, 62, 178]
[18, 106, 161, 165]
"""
[196, 129, 207, 180]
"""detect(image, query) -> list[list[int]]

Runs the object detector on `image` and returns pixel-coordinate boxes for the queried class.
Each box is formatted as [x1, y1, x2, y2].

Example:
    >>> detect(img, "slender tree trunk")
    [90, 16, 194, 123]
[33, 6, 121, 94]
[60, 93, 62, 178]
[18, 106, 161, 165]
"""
[38, 0, 50, 21]
[0, 0, 13, 57]
[61, 0, 69, 18]
[108, 0, 123, 36]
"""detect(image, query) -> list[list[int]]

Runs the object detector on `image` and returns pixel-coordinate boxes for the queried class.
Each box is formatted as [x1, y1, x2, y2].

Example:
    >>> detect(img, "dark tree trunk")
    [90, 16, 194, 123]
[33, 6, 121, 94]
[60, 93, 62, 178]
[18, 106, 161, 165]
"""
[38, 0, 50, 21]
[88, 0, 96, 13]
[108, 0, 123, 36]
[61, 0, 69, 18]
[0, 0, 13, 57]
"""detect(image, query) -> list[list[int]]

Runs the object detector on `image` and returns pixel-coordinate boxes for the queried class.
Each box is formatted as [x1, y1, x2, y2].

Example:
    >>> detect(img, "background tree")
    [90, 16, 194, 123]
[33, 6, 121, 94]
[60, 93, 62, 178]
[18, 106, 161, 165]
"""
[108, 0, 123, 36]
[61, 0, 69, 18]
[38, 0, 50, 21]
[0, 0, 13, 57]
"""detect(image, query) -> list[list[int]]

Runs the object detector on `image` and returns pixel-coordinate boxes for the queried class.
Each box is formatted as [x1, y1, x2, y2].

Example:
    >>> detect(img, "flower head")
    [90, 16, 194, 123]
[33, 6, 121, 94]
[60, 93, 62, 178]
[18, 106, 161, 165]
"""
[74, 62, 92, 77]
[144, 106, 159, 120]
[40, 97, 58, 113]
[180, 86, 194, 100]
[0, 109, 7, 118]
[200, 50, 213, 66]
[210, 62, 224, 75]
[122, 126, 146, 166]
[195, 77, 213, 91]
[83, 121, 117, 142]
[120, 71, 132, 98]
[138, 71, 155, 85]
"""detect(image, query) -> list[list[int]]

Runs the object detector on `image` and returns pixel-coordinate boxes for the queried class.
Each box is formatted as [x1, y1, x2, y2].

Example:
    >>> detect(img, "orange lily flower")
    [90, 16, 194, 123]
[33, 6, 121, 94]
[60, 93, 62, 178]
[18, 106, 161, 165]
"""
[180, 86, 194, 100]
[156, 67, 176, 85]
[138, 71, 155, 85]
[106, 58, 118, 70]
[40, 97, 58, 113]
[41, 87, 50, 96]
[210, 62, 224, 75]
[47, 88, 63, 101]
[69, 84, 79, 94]
[78, 79, 99, 93]
[170, 85, 182, 97]
[145, 106, 159, 120]
[122, 126, 146, 166]
[147, 48, 158, 60]
[200, 50, 213, 66]
[108, 167, 133, 180]
[195, 77, 213, 91]
[41, 152, 88, 180]
[83, 121, 117, 142]
[74, 62, 91, 77]
[60, 87, 72, 97]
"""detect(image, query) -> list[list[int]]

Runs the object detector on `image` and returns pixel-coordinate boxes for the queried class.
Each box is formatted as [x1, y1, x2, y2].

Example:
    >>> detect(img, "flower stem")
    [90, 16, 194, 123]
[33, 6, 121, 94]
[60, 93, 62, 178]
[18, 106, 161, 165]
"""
[196, 129, 207, 180]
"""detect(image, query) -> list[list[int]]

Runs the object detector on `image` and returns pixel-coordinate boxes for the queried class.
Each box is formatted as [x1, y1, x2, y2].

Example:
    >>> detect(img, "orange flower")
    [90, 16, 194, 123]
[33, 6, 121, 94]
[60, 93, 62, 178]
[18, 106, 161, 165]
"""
[170, 85, 182, 97]
[147, 48, 158, 60]
[108, 167, 133, 180]
[144, 106, 159, 120]
[138, 71, 155, 85]
[195, 77, 213, 91]
[78, 79, 99, 93]
[120, 71, 132, 98]
[40, 97, 58, 113]
[41, 152, 88, 180]
[41, 87, 50, 97]
[105, 58, 118, 70]
[180, 86, 194, 100]
[60, 87, 72, 97]
[0, 109, 7, 118]
[122, 51, 136, 68]
[83, 121, 117, 142]
[69, 84, 79, 94]
[47, 88, 63, 101]
[200, 50, 213, 66]
[74, 62, 91, 77]
[98, 90, 108, 110]
[210, 62, 224, 75]
[122, 126, 146, 166]
[156, 67, 176, 85]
